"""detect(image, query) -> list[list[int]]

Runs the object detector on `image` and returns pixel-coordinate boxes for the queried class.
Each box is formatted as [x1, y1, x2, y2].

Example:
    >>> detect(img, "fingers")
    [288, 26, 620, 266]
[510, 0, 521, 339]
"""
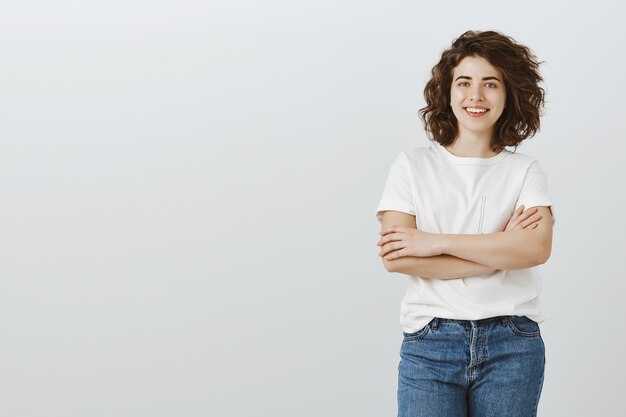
[512, 207, 538, 227]
[512, 205, 525, 217]
[379, 242, 394, 257]
[383, 248, 404, 260]
[377, 231, 402, 246]
[505, 206, 541, 231]
[378, 231, 410, 257]
[521, 214, 542, 228]
[520, 207, 538, 220]
[379, 241, 403, 257]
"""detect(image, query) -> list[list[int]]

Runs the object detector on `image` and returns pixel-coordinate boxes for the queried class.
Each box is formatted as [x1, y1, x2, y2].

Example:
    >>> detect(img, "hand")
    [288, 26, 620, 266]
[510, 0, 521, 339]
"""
[504, 204, 542, 232]
[377, 226, 443, 260]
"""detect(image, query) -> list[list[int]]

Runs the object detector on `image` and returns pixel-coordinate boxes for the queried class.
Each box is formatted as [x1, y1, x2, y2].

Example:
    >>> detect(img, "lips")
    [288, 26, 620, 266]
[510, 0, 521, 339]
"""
[464, 107, 490, 118]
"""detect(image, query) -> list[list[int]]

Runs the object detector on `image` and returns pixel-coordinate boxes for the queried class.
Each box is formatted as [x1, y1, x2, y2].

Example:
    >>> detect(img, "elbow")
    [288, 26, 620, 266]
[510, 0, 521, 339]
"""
[535, 245, 552, 265]
[382, 255, 405, 273]
[382, 258, 396, 273]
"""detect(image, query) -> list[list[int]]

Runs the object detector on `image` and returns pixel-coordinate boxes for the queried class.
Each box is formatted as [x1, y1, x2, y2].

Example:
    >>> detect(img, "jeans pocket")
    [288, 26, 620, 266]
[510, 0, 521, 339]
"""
[402, 319, 433, 341]
[505, 315, 541, 338]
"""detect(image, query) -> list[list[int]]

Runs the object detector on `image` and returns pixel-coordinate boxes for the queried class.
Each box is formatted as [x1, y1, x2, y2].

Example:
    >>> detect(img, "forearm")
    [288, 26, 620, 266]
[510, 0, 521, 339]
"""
[440, 229, 543, 270]
[386, 254, 497, 280]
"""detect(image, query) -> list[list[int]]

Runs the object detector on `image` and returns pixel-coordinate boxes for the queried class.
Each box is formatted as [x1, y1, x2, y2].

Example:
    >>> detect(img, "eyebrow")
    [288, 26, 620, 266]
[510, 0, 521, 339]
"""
[455, 75, 501, 82]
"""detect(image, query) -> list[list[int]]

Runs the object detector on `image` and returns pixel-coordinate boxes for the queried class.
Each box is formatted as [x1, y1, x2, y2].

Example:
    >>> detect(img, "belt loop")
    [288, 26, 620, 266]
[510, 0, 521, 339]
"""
[500, 315, 508, 325]
[431, 317, 439, 330]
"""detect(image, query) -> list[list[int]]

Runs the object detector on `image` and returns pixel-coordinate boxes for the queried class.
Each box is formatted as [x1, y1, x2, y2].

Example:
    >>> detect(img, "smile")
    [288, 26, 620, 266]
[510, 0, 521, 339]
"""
[464, 107, 490, 117]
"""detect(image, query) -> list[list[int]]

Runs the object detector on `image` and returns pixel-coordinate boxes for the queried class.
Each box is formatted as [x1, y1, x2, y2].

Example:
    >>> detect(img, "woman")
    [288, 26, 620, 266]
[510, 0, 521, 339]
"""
[374, 30, 555, 417]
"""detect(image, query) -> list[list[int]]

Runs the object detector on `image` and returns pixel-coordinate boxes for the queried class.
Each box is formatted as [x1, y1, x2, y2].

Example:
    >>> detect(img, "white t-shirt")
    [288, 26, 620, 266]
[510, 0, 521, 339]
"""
[375, 140, 555, 333]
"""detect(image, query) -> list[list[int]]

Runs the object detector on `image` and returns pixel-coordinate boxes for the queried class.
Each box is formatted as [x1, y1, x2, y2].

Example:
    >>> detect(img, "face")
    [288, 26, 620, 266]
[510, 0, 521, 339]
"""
[449, 55, 506, 139]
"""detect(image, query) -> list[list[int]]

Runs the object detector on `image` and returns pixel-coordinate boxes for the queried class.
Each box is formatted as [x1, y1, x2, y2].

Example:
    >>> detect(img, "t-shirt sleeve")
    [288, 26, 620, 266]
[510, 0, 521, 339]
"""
[515, 159, 556, 226]
[374, 152, 416, 224]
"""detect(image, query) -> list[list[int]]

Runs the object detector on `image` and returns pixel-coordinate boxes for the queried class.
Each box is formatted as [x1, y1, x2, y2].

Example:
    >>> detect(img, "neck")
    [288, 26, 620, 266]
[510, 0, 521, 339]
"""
[446, 130, 500, 158]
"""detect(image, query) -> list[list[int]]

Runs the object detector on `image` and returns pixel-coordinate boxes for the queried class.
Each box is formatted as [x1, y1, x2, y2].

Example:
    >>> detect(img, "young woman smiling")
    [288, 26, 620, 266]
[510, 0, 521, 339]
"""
[375, 30, 555, 417]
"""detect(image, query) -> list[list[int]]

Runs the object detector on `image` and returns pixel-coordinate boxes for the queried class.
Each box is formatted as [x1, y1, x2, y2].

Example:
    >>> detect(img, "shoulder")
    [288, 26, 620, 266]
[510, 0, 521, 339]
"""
[501, 149, 545, 172]
[398, 145, 436, 167]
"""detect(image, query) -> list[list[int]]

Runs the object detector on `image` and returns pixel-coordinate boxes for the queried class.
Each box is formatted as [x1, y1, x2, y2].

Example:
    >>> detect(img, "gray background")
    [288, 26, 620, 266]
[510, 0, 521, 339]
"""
[1, 0, 624, 416]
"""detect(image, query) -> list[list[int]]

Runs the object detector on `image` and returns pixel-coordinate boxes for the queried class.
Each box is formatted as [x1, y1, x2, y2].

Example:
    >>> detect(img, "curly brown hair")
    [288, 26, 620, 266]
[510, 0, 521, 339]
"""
[419, 30, 546, 152]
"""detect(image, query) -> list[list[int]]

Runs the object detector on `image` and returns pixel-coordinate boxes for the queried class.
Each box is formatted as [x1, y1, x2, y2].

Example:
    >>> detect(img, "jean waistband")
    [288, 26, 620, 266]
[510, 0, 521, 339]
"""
[430, 315, 512, 330]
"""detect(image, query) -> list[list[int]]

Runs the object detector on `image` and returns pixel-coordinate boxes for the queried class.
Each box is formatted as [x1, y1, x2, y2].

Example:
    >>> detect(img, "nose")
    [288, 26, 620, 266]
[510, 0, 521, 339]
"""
[469, 85, 484, 102]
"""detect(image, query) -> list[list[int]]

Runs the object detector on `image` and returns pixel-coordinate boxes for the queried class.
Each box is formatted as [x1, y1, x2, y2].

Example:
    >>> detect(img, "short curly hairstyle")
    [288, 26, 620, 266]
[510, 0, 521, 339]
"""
[419, 30, 546, 152]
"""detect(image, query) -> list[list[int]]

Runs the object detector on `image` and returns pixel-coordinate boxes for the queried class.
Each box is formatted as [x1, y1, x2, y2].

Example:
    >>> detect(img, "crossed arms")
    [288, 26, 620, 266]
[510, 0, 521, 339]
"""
[378, 207, 554, 279]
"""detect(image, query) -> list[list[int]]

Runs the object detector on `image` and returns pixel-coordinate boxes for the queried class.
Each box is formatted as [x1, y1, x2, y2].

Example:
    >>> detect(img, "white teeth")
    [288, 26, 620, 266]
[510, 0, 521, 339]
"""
[466, 107, 488, 113]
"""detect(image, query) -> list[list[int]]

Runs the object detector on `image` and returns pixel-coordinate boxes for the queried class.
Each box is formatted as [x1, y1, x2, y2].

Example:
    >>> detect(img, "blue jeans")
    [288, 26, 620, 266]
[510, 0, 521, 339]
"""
[398, 315, 545, 417]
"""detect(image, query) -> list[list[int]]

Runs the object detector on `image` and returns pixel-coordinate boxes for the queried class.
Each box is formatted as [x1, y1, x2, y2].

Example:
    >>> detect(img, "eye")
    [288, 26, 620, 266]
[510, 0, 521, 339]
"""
[485, 82, 497, 88]
[458, 81, 470, 87]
